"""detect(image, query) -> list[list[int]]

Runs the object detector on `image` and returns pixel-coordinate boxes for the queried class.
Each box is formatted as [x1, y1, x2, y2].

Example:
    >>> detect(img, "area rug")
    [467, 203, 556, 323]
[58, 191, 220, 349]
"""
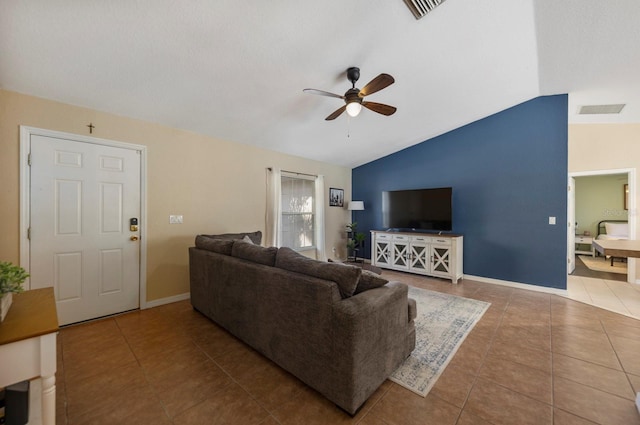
[579, 255, 627, 274]
[390, 286, 490, 397]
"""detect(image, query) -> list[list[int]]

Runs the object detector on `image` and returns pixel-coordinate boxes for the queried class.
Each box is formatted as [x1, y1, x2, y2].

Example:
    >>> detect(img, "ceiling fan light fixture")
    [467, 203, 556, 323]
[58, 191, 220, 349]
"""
[304, 67, 396, 120]
[346, 101, 362, 117]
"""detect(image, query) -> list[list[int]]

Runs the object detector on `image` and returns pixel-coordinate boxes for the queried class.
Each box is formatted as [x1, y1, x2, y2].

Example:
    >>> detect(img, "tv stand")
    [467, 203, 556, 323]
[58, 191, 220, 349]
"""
[371, 230, 463, 283]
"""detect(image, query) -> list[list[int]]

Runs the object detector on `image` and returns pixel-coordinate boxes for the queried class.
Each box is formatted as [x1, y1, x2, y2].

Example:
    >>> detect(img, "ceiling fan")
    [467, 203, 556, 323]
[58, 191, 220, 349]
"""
[304, 67, 397, 121]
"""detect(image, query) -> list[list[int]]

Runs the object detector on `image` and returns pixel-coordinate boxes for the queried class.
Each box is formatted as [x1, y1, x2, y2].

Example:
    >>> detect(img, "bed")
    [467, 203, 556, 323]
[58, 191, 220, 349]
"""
[596, 220, 629, 265]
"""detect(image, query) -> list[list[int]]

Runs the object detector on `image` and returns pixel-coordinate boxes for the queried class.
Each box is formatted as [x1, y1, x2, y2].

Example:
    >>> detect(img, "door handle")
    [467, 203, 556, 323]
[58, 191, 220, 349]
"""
[130, 236, 139, 241]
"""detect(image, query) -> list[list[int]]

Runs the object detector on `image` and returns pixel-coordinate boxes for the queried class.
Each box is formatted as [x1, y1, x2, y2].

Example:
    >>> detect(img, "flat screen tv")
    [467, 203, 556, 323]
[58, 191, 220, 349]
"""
[382, 187, 452, 231]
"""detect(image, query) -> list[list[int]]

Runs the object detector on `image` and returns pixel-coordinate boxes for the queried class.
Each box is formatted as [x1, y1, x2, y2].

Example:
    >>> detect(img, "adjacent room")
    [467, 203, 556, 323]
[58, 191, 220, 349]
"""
[1, 1, 640, 424]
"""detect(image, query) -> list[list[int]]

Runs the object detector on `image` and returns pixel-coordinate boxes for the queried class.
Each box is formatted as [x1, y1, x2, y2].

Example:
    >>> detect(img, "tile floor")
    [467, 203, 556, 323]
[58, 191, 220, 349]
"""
[56, 271, 640, 425]
[567, 258, 640, 320]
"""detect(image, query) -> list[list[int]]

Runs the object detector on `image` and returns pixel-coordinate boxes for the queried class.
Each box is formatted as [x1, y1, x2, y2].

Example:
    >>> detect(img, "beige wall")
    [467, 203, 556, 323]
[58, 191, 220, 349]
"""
[569, 124, 640, 173]
[569, 123, 640, 280]
[569, 123, 640, 221]
[0, 89, 352, 302]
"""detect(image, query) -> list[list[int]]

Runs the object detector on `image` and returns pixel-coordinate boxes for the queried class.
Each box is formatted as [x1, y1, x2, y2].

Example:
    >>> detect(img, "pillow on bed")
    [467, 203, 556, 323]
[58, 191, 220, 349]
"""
[605, 222, 629, 237]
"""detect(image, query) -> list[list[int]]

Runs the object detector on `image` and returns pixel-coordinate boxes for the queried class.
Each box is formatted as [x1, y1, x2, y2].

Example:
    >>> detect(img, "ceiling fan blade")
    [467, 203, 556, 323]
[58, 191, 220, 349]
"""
[325, 105, 347, 120]
[359, 74, 395, 97]
[362, 101, 397, 116]
[303, 88, 345, 99]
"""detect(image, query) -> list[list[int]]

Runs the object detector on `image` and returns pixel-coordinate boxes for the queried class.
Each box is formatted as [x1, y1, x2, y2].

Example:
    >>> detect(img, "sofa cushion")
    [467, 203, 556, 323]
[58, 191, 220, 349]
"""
[275, 247, 361, 298]
[195, 235, 234, 255]
[203, 230, 262, 245]
[408, 297, 417, 322]
[232, 240, 278, 266]
[354, 269, 389, 295]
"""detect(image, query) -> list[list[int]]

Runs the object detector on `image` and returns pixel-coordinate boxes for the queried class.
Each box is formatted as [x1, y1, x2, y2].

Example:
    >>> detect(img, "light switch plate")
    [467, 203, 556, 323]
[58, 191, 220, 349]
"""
[169, 215, 183, 224]
[549, 216, 556, 225]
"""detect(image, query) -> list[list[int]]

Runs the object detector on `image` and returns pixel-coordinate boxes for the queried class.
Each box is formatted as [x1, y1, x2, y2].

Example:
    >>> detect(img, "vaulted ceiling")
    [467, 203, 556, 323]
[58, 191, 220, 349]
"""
[1, 0, 639, 167]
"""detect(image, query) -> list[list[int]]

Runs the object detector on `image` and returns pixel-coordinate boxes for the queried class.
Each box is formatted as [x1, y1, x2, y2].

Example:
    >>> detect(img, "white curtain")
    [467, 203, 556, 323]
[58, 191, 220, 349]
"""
[315, 175, 326, 261]
[265, 167, 282, 247]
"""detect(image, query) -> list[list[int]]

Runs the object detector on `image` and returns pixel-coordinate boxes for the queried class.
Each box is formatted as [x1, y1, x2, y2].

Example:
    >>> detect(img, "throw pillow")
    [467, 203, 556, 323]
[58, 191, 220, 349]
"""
[231, 240, 278, 266]
[275, 247, 361, 298]
[195, 235, 234, 255]
[242, 235, 254, 244]
[354, 269, 388, 295]
[605, 222, 628, 237]
[203, 230, 263, 245]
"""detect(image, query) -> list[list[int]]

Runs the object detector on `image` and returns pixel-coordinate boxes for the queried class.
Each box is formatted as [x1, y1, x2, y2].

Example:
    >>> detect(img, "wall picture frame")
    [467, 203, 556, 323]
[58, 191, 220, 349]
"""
[329, 188, 344, 207]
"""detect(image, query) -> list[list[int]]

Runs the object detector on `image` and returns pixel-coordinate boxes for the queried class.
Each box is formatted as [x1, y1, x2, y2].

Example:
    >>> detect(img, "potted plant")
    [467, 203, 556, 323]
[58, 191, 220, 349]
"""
[346, 222, 366, 262]
[0, 261, 29, 322]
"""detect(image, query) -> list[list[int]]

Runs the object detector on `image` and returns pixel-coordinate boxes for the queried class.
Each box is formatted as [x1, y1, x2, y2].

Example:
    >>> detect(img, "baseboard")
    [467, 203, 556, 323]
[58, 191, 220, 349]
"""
[143, 292, 190, 309]
[464, 274, 568, 296]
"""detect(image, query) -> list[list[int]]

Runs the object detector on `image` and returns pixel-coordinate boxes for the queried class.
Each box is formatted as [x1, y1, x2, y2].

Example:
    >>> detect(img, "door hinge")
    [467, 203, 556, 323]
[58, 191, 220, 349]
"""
[27, 153, 32, 166]
[27, 227, 31, 240]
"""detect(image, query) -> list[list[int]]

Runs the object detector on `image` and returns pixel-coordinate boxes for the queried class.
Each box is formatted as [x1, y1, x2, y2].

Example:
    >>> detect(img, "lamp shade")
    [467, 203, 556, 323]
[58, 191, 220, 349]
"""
[346, 102, 362, 117]
[348, 201, 365, 211]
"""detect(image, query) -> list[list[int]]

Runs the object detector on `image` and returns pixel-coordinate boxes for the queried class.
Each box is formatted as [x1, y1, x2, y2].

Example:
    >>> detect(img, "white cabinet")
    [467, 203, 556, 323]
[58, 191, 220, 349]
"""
[371, 231, 463, 283]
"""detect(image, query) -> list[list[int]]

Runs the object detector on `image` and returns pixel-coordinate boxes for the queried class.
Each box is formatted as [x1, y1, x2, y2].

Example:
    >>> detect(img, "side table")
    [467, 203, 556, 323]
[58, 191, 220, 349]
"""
[575, 235, 595, 257]
[0, 288, 59, 425]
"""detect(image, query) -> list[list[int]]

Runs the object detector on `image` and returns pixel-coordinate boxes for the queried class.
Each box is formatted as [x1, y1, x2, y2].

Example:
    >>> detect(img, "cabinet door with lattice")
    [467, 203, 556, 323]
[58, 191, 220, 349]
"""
[430, 245, 451, 277]
[391, 240, 410, 270]
[374, 239, 391, 266]
[409, 242, 429, 274]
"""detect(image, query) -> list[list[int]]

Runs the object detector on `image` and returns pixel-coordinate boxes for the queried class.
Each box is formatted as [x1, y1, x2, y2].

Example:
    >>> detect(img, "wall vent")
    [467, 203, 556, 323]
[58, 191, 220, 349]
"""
[403, 0, 447, 20]
[578, 104, 625, 115]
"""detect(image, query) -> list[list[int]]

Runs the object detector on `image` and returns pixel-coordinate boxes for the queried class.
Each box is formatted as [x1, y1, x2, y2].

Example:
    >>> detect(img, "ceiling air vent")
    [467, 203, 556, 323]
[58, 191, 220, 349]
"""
[578, 104, 625, 114]
[403, 0, 447, 20]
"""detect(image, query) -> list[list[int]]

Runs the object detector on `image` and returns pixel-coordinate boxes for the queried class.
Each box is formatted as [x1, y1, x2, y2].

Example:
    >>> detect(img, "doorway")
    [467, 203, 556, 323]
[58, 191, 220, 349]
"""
[20, 127, 147, 325]
[568, 168, 636, 284]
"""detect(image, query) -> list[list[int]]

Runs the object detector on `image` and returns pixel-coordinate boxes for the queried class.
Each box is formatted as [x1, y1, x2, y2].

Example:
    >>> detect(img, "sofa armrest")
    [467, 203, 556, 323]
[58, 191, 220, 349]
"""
[329, 281, 413, 413]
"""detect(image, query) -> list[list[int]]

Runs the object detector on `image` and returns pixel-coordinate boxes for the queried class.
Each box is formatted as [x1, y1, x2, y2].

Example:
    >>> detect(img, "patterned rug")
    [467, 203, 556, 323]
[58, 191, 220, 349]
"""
[390, 286, 490, 397]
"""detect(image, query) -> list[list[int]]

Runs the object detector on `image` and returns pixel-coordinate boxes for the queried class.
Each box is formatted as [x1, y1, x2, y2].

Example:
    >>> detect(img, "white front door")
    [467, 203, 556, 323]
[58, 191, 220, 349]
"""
[29, 134, 141, 325]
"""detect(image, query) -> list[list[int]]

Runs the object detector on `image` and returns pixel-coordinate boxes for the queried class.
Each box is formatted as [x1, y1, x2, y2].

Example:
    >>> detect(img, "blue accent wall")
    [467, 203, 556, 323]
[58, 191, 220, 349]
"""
[352, 95, 568, 289]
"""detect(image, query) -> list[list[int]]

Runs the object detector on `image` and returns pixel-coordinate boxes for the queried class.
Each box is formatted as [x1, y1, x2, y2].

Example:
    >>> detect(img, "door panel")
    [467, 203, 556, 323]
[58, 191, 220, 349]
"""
[568, 176, 576, 274]
[100, 249, 124, 294]
[30, 134, 141, 325]
[56, 179, 82, 235]
[55, 252, 82, 301]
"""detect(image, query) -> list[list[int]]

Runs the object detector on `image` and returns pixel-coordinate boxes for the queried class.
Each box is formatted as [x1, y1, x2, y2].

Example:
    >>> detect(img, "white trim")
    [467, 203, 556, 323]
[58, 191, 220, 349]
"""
[569, 167, 636, 284]
[19, 126, 149, 309]
[144, 292, 190, 309]
[464, 274, 568, 296]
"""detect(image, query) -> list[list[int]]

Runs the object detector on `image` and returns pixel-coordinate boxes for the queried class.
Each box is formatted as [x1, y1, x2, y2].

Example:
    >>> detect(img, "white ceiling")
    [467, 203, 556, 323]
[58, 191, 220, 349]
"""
[1, 0, 639, 168]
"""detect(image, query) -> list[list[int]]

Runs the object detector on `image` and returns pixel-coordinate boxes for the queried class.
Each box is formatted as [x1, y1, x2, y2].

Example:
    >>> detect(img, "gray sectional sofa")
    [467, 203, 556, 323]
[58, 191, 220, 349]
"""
[189, 231, 416, 415]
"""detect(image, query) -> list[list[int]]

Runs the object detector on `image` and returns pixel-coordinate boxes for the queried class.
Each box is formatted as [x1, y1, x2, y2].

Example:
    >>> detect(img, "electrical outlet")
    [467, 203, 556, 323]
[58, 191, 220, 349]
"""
[169, 215, 183, 224]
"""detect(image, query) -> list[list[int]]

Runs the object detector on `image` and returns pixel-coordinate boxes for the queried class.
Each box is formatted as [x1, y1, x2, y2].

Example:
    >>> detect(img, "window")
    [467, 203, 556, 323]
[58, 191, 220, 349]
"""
[265, 167, 325, 260]
[280, 173, 315, 250]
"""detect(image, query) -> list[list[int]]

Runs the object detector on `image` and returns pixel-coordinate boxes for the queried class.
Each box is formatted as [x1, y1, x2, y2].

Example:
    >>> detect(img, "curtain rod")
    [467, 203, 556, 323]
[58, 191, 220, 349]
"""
[267, 167, 317, 178]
